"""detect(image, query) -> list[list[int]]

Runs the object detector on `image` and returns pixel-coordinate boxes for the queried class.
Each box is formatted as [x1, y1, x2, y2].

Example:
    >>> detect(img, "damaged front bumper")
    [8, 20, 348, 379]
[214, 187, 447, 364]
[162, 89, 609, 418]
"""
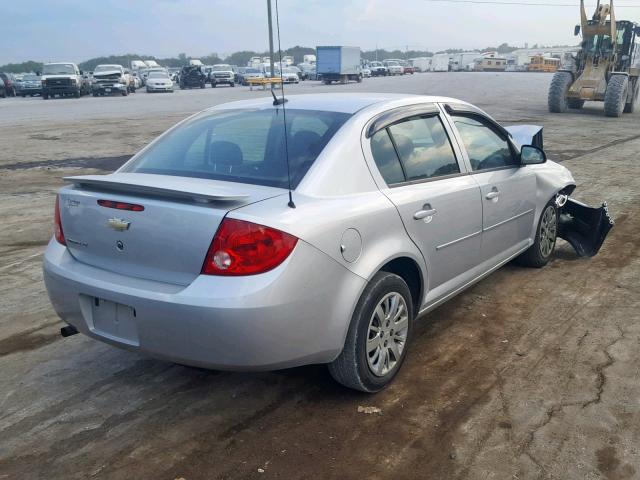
[558, 198, 614, 257]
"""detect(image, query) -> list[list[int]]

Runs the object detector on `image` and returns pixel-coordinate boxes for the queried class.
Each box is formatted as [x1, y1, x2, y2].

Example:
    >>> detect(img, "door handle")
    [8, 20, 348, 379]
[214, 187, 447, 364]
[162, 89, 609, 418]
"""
[413, 208, 437, 220]
[485, 189, 500, 200]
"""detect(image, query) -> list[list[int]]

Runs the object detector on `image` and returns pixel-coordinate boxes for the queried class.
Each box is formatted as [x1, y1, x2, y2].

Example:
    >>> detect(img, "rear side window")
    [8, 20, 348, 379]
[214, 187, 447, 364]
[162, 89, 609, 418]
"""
[123, 109, 351, 189]
[369, 115, 460, 185]
[371, 130, 405, 185]
[452, 116, 518, 171]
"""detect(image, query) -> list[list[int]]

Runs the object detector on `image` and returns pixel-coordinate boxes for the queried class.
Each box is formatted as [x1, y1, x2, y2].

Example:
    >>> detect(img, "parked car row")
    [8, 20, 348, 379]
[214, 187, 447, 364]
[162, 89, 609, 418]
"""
[364, 59, 416, 77]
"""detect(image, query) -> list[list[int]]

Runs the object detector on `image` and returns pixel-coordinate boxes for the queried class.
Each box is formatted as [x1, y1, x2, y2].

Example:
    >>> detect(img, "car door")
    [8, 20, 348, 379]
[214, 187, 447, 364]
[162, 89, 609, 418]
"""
[364, 107, 483, 294]
[445, 109, 537, 264]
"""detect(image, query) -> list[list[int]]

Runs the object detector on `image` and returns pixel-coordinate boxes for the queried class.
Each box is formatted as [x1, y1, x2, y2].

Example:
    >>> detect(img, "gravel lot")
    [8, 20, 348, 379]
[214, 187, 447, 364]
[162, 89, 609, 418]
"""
[1, 73, 639, 480]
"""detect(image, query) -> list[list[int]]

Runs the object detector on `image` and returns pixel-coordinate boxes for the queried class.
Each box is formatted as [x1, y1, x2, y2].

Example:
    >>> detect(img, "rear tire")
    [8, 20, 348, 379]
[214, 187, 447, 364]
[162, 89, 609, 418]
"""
[623, 78, 638, 113]
[515, 200, 558, 268]
[548, 71, 573, 113]
[567, 98, 585, 109]
[604, 75, 628, 117]
[42, 93, 48, 100]
[328, 272, 413, 392]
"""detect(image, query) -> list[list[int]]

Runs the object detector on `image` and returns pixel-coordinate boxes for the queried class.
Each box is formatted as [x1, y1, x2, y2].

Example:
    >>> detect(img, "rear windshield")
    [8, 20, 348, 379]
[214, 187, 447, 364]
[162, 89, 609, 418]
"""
[123, 109, 351, 189]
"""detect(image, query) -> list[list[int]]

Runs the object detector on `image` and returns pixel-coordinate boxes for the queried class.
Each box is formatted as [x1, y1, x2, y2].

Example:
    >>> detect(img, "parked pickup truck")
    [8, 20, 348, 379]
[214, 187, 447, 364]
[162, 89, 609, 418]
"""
[41, 62, 88, 99]
[209, 64, 235, 87]
[92, 64, 134, 96]
[316, 46, 363, 84]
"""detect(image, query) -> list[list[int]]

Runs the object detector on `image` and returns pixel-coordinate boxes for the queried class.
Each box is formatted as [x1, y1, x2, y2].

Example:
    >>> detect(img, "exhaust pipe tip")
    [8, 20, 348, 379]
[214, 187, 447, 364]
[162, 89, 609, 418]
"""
[60, 325, 79, 337]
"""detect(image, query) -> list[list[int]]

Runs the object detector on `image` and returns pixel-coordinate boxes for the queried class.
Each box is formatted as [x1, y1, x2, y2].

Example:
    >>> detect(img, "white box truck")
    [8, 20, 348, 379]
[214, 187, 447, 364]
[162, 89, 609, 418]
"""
[316, 46, 362, 84]
[450, 52, 480, 71]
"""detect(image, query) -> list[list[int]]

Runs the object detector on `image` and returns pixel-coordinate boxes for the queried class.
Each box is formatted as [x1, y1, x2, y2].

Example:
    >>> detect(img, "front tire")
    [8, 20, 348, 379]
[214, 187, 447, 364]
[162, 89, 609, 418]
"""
[329, 272, 413, 392]
[604, 75, 628, 117]
[516, 200, 558, 268]
[548, 71, 573, 113]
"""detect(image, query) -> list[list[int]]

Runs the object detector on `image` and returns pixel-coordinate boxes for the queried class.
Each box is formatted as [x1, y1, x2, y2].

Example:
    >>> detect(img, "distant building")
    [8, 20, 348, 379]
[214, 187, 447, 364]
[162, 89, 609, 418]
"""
[474, 52, 507, 72]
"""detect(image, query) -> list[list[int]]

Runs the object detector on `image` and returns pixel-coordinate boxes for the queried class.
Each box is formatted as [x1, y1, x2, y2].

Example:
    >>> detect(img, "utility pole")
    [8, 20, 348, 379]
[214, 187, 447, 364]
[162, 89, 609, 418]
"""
[267, 0, 276, 83]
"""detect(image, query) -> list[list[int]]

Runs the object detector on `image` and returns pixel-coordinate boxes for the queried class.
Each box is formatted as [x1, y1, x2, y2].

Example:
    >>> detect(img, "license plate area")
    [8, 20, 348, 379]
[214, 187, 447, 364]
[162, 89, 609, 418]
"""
[89, 297, 139, 346]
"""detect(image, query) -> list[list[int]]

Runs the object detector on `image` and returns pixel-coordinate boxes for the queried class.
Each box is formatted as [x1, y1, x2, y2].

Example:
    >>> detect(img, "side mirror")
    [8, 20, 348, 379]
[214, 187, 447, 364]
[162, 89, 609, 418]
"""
[574, 25, 581, 36]
[79, 70, 83, 75]
[521, 145, 547, 165]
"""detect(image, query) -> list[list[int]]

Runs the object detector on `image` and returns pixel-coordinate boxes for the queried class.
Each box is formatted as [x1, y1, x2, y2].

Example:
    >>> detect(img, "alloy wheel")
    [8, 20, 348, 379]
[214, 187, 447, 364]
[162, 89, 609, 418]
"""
[539, 206, 557, 258]
[366, 292, 409, 377]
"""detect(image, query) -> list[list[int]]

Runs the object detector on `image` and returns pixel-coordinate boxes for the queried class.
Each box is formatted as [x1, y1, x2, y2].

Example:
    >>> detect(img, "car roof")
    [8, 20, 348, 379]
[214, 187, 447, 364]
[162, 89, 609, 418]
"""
[209, 93, 470, 114]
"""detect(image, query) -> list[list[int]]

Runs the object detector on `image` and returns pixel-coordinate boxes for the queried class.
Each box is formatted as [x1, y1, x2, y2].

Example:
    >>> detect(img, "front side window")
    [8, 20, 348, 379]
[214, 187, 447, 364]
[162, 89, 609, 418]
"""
[452, 116, 517, 171]
[123, 109, 351, 189]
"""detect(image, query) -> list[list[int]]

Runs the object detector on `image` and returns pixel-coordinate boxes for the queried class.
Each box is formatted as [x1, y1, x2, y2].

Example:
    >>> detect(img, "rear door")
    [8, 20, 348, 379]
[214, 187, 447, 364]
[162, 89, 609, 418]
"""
[364, 106, 482, 292]
[445, 109, 536, 263]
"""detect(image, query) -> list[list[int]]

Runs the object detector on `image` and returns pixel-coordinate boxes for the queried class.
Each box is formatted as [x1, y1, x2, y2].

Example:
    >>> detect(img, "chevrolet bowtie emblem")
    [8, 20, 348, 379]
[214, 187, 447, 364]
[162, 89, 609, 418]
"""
[107, 218, 131, 232]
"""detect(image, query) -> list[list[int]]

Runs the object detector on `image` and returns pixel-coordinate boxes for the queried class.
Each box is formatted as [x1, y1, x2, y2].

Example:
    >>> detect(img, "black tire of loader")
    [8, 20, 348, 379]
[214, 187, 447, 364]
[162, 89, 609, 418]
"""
[604, 75, 628, 117]
[548, 71, 573, 113]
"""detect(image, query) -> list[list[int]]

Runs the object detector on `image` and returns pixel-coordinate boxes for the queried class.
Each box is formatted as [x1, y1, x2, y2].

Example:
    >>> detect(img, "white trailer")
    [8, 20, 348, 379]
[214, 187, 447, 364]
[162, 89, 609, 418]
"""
[431, 53, 451, 72]
[410, 57, 432, 72]
[303, 54, 316, 64]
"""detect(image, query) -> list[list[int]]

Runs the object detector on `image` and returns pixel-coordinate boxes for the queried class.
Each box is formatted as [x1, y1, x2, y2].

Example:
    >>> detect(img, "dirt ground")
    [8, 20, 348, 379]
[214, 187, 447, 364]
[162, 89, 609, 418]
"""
[1, 73, 639, 480]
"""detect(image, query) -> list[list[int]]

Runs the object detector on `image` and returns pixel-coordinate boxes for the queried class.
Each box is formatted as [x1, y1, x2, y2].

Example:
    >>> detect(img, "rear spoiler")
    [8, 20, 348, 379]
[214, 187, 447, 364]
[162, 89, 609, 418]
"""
[505, 125, 544, 150]
[64, 173, 251, 203]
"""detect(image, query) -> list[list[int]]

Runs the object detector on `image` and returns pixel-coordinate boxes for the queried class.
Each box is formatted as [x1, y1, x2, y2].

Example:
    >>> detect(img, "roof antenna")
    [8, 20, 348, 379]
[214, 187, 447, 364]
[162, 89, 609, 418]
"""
[270, 0, 295, 208]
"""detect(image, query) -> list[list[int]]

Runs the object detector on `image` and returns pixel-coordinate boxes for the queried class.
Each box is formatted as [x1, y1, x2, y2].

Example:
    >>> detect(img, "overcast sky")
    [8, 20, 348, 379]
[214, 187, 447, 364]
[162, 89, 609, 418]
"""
[2, 0, 639, 64]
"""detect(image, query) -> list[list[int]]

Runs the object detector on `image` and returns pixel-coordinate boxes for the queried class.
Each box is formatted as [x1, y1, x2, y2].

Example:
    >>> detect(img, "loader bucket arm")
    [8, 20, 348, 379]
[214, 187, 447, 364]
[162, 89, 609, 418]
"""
[558, 199, 614, 257]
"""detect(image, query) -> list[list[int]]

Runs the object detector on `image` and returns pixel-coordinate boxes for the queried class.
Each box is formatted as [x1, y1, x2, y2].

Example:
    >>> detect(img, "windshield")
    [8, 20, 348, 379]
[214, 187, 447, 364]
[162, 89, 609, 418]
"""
[246, 68, 260, 73]
[123, 109, 351, 189]
[42, 64, 75, 75]
[149, 72, 169, 79]
[386, 61, 399, 66]
[24, 74, 39, 81]
[94, 65, 121, 73]
[212, 65, 231, 71]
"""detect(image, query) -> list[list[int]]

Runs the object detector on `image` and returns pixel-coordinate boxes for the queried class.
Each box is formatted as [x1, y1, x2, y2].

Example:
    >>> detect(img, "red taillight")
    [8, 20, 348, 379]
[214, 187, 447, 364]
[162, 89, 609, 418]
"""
[54, 195, 66, 245]
[202, 219, 298, 276]
[97, 199, 145, 211]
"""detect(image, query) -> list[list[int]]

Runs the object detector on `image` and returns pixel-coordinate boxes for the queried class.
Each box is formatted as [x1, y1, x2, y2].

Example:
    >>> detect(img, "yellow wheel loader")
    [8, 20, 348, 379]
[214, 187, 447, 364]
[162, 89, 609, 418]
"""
[549, 0, 640, 116]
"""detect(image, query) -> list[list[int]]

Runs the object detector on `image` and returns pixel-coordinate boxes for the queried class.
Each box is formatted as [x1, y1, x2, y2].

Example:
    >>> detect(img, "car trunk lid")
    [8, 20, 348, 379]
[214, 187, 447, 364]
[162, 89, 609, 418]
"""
[59, 173, 284, 285]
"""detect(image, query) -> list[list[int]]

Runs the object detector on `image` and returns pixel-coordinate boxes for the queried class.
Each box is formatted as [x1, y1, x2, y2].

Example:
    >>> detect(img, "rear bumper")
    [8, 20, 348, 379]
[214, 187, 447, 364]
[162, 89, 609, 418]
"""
[43, 239, 365, 370]
[18, 87, 42, 95]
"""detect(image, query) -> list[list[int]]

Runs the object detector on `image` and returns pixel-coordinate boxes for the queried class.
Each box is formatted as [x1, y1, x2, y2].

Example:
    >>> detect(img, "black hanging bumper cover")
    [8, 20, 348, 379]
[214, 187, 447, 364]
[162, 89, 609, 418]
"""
[558, 199, 614, 257]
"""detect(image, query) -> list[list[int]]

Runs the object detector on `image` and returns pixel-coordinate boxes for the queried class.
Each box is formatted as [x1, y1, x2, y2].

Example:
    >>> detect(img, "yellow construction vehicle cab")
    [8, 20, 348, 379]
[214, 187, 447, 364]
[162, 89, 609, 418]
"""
[548, 0, 640, 116]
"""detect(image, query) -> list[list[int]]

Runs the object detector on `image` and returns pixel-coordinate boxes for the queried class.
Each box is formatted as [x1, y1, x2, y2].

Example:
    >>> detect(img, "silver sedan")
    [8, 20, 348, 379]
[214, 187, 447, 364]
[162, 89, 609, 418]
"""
[43, 94, 612, 392]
